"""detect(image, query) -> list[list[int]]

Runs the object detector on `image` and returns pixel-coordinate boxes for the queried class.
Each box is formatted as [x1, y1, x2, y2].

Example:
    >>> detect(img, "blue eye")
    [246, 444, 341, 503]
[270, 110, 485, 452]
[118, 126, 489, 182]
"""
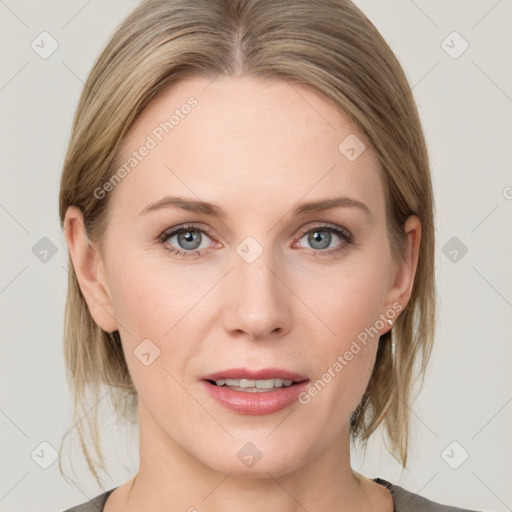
[160, 225, 213, 258]
[296, 224, 353, 255]
[159, 223, 353, 259]
[302, 229, 337, 250]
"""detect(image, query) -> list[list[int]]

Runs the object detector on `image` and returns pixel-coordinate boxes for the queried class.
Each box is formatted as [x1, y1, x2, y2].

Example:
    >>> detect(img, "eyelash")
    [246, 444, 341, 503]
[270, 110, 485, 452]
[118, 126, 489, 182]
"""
[158, 223, 354, 259]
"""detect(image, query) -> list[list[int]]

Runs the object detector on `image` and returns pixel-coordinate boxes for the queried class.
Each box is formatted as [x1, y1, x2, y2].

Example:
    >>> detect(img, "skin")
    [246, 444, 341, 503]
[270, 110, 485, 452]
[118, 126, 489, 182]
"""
[64, 75, 420, 512]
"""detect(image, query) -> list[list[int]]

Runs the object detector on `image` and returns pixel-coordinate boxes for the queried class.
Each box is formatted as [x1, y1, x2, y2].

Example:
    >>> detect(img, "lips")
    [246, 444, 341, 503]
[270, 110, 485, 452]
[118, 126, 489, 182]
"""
[200, 368, 310, 415]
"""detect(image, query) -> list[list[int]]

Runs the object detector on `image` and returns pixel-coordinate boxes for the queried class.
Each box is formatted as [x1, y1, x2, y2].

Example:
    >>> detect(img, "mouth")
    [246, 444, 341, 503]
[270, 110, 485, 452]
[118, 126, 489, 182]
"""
[202, 368, 309, 393]
[200, 368, 311, 415]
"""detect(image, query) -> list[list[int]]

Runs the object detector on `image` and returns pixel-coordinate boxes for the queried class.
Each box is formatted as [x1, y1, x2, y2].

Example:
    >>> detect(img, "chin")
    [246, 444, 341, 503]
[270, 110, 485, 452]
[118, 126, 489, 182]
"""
[197, 436, 310, 478]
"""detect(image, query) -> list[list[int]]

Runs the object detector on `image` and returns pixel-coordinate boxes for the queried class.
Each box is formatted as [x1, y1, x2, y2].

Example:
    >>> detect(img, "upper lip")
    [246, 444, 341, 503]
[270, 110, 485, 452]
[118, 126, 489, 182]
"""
[202, 368, 309, 383]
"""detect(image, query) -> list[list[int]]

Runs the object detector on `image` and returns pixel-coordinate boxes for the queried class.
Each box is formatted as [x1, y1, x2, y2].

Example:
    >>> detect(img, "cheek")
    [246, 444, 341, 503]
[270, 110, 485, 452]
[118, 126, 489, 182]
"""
[297, 248, 391, 349]
[107, 250, 205, 337]
[293, 247, 391, 410]
[105, 251, 220, 389]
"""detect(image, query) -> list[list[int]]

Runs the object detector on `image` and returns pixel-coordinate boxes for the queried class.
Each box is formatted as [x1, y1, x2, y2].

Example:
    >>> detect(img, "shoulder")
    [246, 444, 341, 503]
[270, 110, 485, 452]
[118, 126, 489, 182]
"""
[374, 478, 484, 512]
[60, 488, 116, 512]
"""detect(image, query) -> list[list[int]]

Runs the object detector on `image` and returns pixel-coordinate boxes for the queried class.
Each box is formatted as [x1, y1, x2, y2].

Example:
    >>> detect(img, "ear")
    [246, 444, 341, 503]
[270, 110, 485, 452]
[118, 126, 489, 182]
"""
[63, 206, 118, 333]
[382, 215, 421, 325]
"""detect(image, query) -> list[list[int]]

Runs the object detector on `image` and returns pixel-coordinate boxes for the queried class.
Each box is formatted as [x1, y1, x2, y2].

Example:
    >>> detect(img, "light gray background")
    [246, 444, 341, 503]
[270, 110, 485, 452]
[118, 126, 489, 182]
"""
[1, 1, 511, 511]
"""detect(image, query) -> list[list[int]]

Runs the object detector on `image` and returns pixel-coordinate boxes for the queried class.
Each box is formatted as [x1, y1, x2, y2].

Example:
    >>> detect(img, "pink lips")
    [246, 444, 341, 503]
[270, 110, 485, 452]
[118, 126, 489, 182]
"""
[201, 367, 310, 416]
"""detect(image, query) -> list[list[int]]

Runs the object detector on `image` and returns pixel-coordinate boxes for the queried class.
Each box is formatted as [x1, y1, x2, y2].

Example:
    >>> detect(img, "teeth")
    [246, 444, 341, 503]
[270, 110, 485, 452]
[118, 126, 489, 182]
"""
[214, 378, 295, 389]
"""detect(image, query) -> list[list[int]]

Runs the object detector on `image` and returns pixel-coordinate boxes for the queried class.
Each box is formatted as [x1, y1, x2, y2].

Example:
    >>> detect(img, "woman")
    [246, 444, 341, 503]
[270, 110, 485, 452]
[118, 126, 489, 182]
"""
[58, 0, 481, 510]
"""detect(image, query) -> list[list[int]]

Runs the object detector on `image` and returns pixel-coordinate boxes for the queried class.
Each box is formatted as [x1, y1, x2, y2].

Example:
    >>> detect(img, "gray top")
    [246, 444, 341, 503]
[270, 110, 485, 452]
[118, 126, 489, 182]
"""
[61, 477, 482, 511]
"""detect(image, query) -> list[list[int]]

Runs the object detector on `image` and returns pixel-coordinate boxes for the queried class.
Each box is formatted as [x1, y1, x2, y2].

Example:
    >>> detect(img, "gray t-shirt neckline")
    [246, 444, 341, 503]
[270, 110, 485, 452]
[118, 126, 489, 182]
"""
[61, 477, 482, 511]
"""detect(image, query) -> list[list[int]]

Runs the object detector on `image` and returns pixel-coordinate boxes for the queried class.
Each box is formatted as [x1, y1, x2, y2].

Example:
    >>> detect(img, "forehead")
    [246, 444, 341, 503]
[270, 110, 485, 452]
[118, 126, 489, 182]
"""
[110, 75, 383, 219]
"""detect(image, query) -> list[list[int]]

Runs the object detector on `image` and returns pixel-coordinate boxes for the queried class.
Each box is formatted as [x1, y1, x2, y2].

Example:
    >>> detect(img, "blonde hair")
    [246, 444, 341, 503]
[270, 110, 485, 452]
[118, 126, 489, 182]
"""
[58, 0, 435, 487]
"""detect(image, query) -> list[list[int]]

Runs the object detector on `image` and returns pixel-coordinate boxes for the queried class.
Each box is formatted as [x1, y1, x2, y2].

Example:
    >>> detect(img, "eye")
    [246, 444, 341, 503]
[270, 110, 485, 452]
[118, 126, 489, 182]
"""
[295, 223, 353, 255]
[159, 222, 354, 259]
[159, 224, 214, 258]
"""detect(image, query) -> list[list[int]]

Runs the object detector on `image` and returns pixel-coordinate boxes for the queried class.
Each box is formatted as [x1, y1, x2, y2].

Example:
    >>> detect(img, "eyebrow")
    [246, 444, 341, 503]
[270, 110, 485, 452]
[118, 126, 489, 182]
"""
[139, 195, 371, 218]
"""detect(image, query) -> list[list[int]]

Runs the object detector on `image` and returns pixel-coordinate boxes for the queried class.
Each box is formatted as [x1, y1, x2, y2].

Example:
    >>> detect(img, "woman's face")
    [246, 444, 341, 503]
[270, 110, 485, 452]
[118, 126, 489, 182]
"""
[69, 75, 418, 477]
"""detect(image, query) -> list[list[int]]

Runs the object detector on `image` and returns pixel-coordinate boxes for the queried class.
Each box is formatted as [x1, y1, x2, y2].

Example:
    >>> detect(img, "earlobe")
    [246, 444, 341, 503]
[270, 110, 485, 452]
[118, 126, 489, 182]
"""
[63, 206, 118, 333]
[383, 215, 422, 323]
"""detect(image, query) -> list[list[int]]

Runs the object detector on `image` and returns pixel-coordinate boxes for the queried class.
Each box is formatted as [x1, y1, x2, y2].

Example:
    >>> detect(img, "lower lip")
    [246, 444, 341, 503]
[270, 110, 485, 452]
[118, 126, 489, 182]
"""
[201, 380, 310, 415]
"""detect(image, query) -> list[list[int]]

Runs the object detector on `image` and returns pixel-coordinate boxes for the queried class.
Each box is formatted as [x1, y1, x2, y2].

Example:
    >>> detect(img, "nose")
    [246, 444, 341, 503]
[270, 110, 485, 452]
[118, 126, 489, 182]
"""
[222, 246, 292, 342]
